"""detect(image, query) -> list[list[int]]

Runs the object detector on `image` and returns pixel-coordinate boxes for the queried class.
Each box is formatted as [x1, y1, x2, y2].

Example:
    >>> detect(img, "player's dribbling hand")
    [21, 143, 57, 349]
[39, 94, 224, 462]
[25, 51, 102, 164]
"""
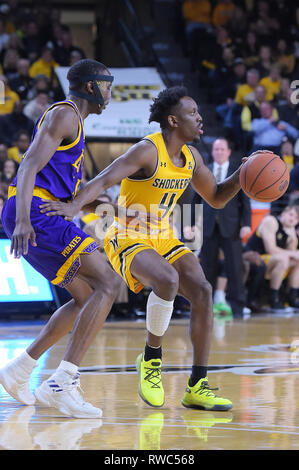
[241, 149, 274, 164]
[39, 200, 77, 221]
[11, 220, 37, 258]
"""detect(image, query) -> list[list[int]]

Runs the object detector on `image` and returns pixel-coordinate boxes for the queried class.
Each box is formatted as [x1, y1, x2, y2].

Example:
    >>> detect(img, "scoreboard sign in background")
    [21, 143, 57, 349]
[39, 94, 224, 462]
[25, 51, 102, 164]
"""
[55, 67, 166, 138]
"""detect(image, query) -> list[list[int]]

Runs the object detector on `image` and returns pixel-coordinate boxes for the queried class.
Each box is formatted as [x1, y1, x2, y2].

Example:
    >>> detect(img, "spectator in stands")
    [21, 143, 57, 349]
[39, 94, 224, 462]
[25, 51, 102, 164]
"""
[241, 31, 259, 67]
[22, 19, 43, 62]
[251, 101, 299, 153]
[2, 47, 19, 81]
[53, 25, 85, 66]
[182, 0, 213, 67]
[259, 64, 282, 102]
[241, 84, 277, 132]
[255, 45, 273, 78]
[0, 194, 6, 229]
[276, 77, 291, 106]
[9, 58, 32, 100]
[288, 165, 299, 200]
[226, 6, 247, 47]
[26, 74, 53, 101]
[0, 74, 20, 115]
[29, 46, 59, 83]
[0, 15, 10, 53]
[70, 49, 84, 65]
[276, 38, 296, 77]
[0, 142, 8, 176]
[249, 0, 280, 43]
[281, 139, 297, 172]
[23, 90, 51, 122]
[276, 88, 299, 130]
[212, 0, 236, 28]
[240, 84, 279, 152]
[1, 158, 18, 184]
[7, 129, 30, 163]
[214, 56, 246, 110]
[0, 100, 34, 146]
[2, 32, 27, 61]
[235, 68, 260, 106]
[244, 205, 299, 312]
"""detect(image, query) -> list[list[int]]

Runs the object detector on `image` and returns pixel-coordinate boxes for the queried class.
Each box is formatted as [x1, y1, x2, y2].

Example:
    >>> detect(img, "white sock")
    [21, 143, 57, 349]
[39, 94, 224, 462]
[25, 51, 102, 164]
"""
[56, 360, 79, 376]
[214, 289, 226, 304]
[14, 350, 37, 373]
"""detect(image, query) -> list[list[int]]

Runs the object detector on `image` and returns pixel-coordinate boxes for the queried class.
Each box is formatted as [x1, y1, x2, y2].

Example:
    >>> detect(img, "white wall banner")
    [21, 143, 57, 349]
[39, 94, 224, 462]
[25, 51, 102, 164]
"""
[55, 67, 166, 139]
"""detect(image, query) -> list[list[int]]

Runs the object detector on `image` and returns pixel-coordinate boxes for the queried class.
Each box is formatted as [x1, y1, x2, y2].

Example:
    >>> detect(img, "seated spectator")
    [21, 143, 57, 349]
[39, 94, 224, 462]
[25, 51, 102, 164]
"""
[22, 19, 43, 62]
[215, 57, 246, 111]
[226, 6, 247, 47]
[24, 91, 51, 122]
[26, 74, 54, 101]
[182, 0, 212, 34]
[2, 47, 19, 81]
[1, 32, 27, 61]
[241, 31, 259, 67]
[212, 0, 236, 28]
[29, 46, 59, 83]
[276, 38, 296, 77]
[8, 58, 32, 100]
[259, 64, 282, 102]
[70, 49, 84, 65]
[0, 74, 20, 115]
[251, 101, 299, 153]
[281, 139, 297, 172]
[249, 0, 280, 43]
[0, 142, 8, 175]
[0, 15, 10, 54]
[53, 25, 85, 66]
[182, 0, 213, 67]
[1, 158, 18, 184]
[241, 85, 278, 132]
[0, 101, 34, 146]
[8, 129, 31, 163]
[0, 193, 6, 229]
[276, 88, 299, 130]
[244, 205, 299, 312]
[235, 68, 260, 106]
[276, 77, 291, 106]
[255, 45, 273, 78]
[23, 90, 52, 122]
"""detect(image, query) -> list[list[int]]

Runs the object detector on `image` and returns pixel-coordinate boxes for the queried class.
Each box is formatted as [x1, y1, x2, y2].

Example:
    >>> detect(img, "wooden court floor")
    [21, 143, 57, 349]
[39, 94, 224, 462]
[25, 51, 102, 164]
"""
[1, 313, 299, 451]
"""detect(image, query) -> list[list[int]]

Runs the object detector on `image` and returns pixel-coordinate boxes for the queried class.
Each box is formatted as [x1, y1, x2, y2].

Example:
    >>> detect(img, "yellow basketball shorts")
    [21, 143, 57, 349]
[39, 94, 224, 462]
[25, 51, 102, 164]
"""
[104, 222, 192, 293]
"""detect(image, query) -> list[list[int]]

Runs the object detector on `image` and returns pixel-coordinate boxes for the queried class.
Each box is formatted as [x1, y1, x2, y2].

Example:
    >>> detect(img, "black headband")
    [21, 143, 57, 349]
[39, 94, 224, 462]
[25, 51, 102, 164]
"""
[69, 73, 114, 105]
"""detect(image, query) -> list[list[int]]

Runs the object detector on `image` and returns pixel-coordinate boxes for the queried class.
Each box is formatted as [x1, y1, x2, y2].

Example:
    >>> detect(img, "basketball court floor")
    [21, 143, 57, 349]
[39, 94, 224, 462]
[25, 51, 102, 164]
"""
[1, 313, 299, 451]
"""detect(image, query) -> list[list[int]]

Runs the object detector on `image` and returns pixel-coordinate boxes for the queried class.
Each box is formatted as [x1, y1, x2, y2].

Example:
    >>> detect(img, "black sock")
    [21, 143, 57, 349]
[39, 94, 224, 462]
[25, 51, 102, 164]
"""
[144, 343, 162, 361]
[270, 288, 280, 305]
[288, 288, 298, 305]
[190, 366, 208, 386]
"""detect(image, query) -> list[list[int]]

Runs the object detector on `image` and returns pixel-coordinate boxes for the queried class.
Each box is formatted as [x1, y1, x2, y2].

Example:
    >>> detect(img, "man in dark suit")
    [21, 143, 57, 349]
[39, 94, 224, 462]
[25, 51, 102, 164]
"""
[193, 138, 251, 318]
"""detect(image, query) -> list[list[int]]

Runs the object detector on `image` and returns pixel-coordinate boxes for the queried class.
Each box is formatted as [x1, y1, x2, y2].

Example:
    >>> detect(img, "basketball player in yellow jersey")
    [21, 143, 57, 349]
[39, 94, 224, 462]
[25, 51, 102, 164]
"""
[41, 86, 257, 411]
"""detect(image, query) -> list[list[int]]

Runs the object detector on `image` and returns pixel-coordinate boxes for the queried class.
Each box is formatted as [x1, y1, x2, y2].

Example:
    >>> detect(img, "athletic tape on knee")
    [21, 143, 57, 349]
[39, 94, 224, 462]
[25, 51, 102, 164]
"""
[146, 291, 174, 337]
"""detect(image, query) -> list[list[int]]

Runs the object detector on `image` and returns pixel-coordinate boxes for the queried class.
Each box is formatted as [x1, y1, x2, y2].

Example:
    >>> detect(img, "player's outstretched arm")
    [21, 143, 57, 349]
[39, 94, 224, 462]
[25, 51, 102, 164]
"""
[11, 106, 79, 258]
[39, 140, 156, 219]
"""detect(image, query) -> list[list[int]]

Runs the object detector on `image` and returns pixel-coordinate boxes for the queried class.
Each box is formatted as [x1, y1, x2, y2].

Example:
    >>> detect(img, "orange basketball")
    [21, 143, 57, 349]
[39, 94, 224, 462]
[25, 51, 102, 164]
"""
[240, 152, 289, 202]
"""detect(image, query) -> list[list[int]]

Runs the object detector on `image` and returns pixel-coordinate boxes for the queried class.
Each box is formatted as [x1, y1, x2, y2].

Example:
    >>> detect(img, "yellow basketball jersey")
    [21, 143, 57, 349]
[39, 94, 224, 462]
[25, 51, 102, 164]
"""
[116, 132, 196, 230]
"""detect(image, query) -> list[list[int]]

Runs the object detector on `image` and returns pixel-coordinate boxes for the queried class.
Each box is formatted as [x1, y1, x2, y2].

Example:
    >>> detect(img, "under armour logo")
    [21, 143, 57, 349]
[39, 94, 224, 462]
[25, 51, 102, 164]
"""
[188, 162, 193, 170]
[160, 162, 166, 167]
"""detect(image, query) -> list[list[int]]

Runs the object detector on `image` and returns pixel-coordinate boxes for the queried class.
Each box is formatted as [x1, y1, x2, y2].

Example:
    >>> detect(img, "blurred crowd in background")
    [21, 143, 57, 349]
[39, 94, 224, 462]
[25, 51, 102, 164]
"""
[1, 0, 299, 319]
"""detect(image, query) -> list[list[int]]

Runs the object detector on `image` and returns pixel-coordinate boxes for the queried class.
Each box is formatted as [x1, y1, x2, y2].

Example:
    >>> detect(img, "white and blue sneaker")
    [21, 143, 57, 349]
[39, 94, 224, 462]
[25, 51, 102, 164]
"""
[34, 371, 102, 419]
[0, 358, 36, 405]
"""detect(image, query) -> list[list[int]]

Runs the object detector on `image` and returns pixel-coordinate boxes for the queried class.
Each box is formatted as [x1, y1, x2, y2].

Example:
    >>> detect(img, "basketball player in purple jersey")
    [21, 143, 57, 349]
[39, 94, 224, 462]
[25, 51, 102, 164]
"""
[0, 59, 122, 418]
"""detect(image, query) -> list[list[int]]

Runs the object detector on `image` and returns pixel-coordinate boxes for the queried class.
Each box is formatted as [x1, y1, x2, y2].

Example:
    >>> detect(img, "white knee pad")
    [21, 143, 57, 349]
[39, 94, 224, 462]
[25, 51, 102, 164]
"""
[146, 291, 174, 337]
